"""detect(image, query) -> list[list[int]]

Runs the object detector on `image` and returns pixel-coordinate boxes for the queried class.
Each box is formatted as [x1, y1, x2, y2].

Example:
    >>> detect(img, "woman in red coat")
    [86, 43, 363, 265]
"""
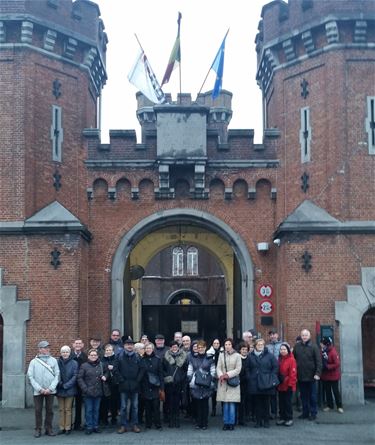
[277, 343, 297, 426]
[321, 337, 343, 413]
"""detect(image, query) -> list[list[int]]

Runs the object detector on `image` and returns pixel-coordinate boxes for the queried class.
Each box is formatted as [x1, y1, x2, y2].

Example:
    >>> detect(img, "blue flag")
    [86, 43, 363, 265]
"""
[211, 29, 229, 99]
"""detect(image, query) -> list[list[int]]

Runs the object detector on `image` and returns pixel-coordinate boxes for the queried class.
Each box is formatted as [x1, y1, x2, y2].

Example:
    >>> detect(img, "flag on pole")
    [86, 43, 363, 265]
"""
[127, 49, 166, 104]
[161, 12, 182, 86]
[210, 29, 229, 99]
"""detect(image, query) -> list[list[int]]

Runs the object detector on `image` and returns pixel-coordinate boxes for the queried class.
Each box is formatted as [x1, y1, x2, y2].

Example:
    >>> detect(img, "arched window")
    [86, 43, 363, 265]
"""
[187, 246, 198, 276]
[172, 247, 184, 276]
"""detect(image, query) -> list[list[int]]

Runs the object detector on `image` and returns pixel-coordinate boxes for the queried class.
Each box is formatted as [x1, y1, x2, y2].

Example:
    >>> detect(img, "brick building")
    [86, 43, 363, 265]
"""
[0, 0, 374, 408]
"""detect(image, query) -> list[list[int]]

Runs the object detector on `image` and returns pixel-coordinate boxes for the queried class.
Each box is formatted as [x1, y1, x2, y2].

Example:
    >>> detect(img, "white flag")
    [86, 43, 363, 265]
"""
[127, 50, 166, 104]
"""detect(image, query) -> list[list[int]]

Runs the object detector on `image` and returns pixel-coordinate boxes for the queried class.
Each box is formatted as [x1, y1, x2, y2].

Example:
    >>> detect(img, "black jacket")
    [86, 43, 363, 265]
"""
[163, 349, 188, 387]
[56, 356, 78, 398]
[77, 359, 109, 398]
[245, 349, 279, 395]
[293, 340, 322, 382]
[141, 352, 164, 400]
[114, 351, 145, 393]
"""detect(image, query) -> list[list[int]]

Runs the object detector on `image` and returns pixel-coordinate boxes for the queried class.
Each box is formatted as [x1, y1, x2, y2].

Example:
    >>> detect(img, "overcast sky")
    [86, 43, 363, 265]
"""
[96, 0, 270, 142]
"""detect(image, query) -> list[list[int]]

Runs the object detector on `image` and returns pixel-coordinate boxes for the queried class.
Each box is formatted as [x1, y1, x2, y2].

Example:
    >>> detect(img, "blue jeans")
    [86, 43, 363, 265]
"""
[84, 396, 101, 431]
[299, 381, 318, 417]
[223, 402, 236, 425]
[120, 392, 138, 427]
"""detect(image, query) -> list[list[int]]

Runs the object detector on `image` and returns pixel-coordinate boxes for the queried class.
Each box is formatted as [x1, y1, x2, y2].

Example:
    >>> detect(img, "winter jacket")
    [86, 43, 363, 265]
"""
[154, 346, 168, 360]
[321, 345, 341, 381]
[114, 351, 145, 393]
[163, 349, 188, 387]
[141, 352, 164, 400]
[56, 356, 78, 397]
[27, 355, 60, 396]
[245, 349, 279, 396]
[216, 350, 242, 403]
[78, 359, 108, 398]
[187, 353, 216, 400]
[278, 353, 297, 392]
[109, 338, 123, 356]
[293, 340, 322, 382]
[101, 354, 118, 389]
[70, 350, 87, 368]
[266, 340, 283, 359]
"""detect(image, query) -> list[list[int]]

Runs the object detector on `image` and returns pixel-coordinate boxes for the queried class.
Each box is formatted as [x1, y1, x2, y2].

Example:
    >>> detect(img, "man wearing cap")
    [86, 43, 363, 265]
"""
[114, 337, 145, 433]
[27, 340, 60, 437]
[154, 334, 167, 360]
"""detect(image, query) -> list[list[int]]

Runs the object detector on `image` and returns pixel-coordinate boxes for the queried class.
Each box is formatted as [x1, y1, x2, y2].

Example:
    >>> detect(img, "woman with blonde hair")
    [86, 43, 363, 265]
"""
[56, 345, 78, 435]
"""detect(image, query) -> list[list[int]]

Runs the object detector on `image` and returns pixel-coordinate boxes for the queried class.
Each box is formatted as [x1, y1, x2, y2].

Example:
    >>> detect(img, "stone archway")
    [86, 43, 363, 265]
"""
[335, 267, 375, 404]
[0, 268, 30, 408]
[111, 209, 254, 336]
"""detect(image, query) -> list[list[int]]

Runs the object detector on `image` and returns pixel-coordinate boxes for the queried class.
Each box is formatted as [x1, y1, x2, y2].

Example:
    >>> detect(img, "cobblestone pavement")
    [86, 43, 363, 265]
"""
[1, 401, 374, 445]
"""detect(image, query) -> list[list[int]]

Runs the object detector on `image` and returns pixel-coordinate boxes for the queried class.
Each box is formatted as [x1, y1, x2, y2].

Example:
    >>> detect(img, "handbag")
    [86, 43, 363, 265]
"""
[257, 373, 280, 390]
[227, 376, 240, 387]
[223, 353, 240, 387]
[195, 368, 212, 388]
[148, 372, 161, 387]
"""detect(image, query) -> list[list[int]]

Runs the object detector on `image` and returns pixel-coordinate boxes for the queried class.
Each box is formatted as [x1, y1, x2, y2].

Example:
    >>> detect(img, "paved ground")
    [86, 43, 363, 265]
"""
[1, 401, 374, 445]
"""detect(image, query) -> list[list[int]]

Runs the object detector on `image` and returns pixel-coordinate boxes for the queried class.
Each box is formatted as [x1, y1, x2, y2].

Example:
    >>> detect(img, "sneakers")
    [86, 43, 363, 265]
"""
[132, 425, 141, 433]
[34, 429, 41, 438]
[276, 420, 285, 426]
[284, 420, 294, 427]
[323, 407, 331, 412]
[338, 408, 344, 413]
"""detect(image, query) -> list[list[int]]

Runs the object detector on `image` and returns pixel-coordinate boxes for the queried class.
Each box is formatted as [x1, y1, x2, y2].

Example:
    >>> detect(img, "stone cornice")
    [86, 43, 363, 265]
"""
[0, 221, 92, 241]
[275, 220, 375, 238]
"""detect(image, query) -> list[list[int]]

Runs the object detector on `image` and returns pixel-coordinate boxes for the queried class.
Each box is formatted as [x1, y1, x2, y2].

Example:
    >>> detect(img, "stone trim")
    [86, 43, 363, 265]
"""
[0, 269, 30, 408]
[335, 267, 375, 404]
[111, 209, 255, 334]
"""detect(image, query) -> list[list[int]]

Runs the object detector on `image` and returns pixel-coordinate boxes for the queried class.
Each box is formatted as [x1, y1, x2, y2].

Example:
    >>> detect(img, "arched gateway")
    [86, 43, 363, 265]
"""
[111, 209, 254, 339]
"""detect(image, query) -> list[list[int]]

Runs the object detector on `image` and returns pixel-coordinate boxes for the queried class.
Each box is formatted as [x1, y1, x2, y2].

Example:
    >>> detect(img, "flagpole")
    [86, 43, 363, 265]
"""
[196, 28, 230, 99]
[178, 13, 182, 104]
[134, 33, 144, 53]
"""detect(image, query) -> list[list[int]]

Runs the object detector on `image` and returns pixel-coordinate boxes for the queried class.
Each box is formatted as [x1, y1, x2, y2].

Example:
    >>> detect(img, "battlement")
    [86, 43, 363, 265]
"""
[256, 0, 375, 94]
[83, 91, 279, 167]
[0, 0, 107, 93]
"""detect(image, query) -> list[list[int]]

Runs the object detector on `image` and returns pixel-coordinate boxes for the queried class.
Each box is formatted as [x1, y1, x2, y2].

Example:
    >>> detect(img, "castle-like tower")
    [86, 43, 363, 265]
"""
[0, 0, 374, 408]
[0, 0, 106, 407]
[256, 0, 375, 403]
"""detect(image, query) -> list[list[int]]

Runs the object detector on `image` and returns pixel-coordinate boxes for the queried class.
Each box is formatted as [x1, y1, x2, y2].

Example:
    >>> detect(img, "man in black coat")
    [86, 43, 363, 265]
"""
[293, 329, 322, 421]
[70, 338, 87, 431]
[114, 337, 145, 433]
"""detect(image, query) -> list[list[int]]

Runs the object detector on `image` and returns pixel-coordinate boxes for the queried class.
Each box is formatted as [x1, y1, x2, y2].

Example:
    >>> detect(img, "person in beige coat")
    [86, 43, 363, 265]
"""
[216, 338, 242, 430]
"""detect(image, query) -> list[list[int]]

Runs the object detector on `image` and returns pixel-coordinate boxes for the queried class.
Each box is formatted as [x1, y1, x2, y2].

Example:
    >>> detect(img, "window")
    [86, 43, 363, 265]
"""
[299, 106, 311, 163]
[365, 96, 375, 155]
[172, 247, 184, 276]
[50, 105, 63, 162]
[186, 247, 198, 276]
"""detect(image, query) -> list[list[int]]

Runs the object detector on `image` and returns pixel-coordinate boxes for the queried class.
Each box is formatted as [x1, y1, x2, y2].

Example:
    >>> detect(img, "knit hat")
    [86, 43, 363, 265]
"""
[38, 340, 50, 348]
[281, 342, 291, 354]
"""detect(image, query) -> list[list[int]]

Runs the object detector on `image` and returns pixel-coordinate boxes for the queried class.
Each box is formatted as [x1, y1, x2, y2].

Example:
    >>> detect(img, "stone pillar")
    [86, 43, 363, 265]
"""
[0, 269, 30, 408]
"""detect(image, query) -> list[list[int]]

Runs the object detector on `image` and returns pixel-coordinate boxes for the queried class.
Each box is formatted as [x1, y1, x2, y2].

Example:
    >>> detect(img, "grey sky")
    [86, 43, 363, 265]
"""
[96, 0, 270, 142]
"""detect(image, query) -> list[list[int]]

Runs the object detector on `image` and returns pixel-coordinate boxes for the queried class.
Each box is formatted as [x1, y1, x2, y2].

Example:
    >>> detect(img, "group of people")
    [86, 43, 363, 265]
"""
[27, 327, 343, 437]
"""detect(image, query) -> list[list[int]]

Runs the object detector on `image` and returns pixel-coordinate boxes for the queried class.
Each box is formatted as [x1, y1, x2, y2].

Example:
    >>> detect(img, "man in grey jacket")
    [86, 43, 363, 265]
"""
[27, 340, 60, 437]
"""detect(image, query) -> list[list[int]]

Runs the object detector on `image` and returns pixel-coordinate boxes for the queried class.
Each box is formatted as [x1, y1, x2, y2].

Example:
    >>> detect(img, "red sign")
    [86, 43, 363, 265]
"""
[258, 284, 273, 298]
[259, 300, 273, 315]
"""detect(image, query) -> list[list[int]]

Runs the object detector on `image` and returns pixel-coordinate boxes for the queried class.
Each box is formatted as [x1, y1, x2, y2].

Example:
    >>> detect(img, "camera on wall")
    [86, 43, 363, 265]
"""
[273, 238, 281, 246]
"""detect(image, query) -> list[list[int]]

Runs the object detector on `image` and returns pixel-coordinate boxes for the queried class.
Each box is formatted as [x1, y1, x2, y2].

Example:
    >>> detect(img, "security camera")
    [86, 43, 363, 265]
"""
[273, 238, 281, 246]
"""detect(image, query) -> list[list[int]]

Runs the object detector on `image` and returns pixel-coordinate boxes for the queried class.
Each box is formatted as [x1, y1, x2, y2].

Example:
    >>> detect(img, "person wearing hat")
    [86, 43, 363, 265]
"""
[320, 337, 344, 413]
[276, 343, 297, 426]
[114, 337, 145, 433]
[89, 334, 104, 358]
[154, 334, 167, 360]
[27, 340, 60, 438]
